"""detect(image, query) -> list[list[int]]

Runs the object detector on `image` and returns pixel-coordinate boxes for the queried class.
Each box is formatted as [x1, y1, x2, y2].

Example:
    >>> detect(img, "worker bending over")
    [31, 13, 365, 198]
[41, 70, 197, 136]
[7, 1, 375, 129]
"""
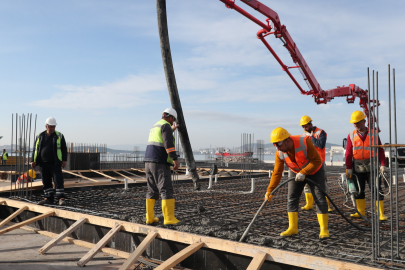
[300, 116, 332, 212]
[266, 127, 329, 239]
[144, 108, 181, 225]
[16, 170, 36, 185]
[345, 111, 388, 221]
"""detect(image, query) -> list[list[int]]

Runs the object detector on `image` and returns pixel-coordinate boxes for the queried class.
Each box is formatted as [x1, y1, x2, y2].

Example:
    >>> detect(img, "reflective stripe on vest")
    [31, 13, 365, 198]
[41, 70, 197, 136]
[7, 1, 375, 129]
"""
[312, 127, 326, 162]
[348, 129, 375, 161]
[33, 131, 63, 162]
[146, 119, 175, 164]
[277, 135, 322, 174]
[2, 152, 7, 161]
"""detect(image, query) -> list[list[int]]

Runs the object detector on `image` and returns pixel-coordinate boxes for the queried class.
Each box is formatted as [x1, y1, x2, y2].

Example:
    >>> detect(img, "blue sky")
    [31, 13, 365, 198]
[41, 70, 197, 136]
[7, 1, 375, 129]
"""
[1, 0, 404, 150]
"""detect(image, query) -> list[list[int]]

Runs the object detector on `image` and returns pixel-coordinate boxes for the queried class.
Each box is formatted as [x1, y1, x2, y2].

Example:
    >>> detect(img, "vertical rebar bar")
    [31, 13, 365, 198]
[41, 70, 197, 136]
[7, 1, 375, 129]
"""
[376, 71, 380, 255]
[388, 64, 394, 261]
[367, 68, 375, 261]
[10, 114, 13, 198]
[393, 68, 399, 257]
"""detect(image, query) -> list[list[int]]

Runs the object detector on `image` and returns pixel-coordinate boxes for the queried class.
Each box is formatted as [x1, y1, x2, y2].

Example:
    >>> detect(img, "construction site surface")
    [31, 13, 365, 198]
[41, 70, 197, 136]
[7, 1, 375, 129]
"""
[1, 165, 405, 269]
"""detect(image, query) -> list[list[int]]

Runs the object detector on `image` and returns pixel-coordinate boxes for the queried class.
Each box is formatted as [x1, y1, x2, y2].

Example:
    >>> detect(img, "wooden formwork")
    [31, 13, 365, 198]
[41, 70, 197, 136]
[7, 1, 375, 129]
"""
[0, 198, 379, 270]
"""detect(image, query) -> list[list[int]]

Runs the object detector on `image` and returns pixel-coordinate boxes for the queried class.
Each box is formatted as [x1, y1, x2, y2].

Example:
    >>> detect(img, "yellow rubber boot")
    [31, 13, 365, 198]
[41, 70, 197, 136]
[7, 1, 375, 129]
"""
[376, 201, 388, 221]
[317, 213, 330, 239]
[162, 198, 181, 225]
[280, 212, 298, 236]
[350, 199, 366, 218]
[301, 193, 313, 210]
[146, 199, 159, 224]
[326, 197, 332, 212]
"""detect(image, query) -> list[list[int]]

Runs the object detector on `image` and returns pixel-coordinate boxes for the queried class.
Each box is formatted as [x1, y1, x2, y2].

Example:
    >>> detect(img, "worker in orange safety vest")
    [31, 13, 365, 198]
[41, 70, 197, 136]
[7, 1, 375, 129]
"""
[345, 110, 388, 221]
[300, 115, 332, 212]
[16, 169, 36, 185]
[266, 127, 329, 239]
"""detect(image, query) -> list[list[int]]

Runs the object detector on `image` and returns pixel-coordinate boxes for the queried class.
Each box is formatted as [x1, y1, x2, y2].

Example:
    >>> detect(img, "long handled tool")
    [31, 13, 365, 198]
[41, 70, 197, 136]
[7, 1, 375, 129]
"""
[240, 177, 370, 243]
[239, 200, 267, 242]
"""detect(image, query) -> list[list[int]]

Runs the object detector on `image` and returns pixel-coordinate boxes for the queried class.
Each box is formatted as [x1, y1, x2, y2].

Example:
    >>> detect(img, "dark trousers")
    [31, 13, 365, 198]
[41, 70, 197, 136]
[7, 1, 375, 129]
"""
[145, 162, 174, 200]
[40, 162, 65, 202]
[1, 159, 6, 165]
[353, 171, 384, 201]
[287, 165, 328, 214]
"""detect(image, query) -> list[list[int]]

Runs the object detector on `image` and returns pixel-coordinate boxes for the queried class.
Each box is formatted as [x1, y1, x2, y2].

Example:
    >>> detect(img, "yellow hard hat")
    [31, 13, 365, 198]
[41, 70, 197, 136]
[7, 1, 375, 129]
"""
[270, 127, 291, 143]
[28, 169, 36, 179]
[350, 110, 366, 123]
[300, 115, 312, 126]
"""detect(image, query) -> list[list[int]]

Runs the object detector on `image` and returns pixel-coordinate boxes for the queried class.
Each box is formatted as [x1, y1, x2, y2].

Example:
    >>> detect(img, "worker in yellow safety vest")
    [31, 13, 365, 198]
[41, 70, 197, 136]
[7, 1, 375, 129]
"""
[2, 149, 8, 165]
[144, 108, 181, 225]
[300, 116, 332, 212]
[266, 127, 329, 239]
[31, 117, 67, 206]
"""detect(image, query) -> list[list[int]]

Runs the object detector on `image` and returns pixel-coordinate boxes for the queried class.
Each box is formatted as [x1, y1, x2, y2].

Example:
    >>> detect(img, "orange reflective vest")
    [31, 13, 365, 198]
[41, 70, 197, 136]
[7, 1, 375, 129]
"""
[312, 127, 326, 162]
[15, 173, 32, 185]
[349, 129, 376, 160]
[277, 135, 322, 174]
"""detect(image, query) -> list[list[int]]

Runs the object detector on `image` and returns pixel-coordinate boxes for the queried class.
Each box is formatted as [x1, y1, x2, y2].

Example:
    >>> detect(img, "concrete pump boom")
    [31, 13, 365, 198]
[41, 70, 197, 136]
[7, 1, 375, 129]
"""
[219, 0, 376, 119]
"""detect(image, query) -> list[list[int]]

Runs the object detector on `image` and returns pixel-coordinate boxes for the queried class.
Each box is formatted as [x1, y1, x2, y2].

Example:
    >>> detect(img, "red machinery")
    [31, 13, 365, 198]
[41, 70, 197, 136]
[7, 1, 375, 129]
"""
[219, 0, 376, 118]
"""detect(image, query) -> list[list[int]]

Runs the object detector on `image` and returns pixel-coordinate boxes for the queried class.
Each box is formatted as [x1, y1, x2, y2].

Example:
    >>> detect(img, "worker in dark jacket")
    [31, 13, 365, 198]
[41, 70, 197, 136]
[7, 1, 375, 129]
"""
[144, 108, 180, 225]
[31, 117, 68, 206]
[300, 116, 332, 212]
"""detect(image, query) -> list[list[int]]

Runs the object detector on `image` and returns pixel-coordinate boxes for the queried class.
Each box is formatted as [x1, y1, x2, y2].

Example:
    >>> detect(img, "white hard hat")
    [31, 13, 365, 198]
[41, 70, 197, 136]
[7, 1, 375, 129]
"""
[45, 117, 57, 126]
[163, 108, 177, 120]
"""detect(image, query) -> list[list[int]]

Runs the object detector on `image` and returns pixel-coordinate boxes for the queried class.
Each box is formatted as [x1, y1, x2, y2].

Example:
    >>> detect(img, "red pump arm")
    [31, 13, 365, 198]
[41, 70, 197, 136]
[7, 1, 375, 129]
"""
[219, 0, 376, 118]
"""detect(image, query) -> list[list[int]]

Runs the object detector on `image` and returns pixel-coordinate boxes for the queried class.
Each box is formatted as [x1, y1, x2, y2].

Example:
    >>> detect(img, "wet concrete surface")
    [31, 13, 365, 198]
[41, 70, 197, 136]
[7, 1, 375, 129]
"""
[3, 165, 405, 269]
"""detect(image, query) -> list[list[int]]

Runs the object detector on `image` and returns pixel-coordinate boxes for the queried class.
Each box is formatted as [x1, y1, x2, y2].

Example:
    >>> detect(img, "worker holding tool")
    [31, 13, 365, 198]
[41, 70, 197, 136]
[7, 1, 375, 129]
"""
[16, 170, 36, 185]
[345, 111, 388, 221]
[144, 108, 181, 225]
[300, 116, 332, 212]
[266, 127, 329, 239]
[31, 117, 68, 206]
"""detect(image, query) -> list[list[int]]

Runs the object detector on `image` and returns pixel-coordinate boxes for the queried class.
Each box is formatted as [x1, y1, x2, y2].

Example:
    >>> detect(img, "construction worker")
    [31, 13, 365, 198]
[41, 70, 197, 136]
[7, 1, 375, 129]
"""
[2, 149, 8, 165]
[16, 170, 36, 185]
[266, 127, 329, 239]
[300, 116, 332, 212]
[144, 108, 181, 225]
[31, 117, 68, 206]
[345, 111, 388, 221]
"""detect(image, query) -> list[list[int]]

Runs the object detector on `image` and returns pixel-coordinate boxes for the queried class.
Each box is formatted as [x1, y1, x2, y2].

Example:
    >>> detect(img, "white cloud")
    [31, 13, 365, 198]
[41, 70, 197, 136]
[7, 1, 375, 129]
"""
[32, 74, 167, 109]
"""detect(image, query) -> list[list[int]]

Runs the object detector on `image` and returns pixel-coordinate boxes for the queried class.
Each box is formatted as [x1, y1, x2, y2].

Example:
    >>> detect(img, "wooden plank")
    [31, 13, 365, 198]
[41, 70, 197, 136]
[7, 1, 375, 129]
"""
[62, 170, 100, 182]
[0, 206, 28, 229]
[154, 242, 204, 270]
[90, 169, 120, 181]
[0, 201, 5, 204]
[118, 232, 158, 270]
[0, 211, 54, 236]
[0, 198, 379, 270]
[113, 170, 136, 181]
[117, 170, 142, 178]
[246, 251, 267, 270]
[77, 223, 123, 267]
[38, 217, 87, 254]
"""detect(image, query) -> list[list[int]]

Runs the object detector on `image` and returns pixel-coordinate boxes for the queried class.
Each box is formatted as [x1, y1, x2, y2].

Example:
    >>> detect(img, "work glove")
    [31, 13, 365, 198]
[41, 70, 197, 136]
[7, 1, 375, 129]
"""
[346, 169, 352, 179]
[295, 173, 305, 182]
[265, 191, 273, 202]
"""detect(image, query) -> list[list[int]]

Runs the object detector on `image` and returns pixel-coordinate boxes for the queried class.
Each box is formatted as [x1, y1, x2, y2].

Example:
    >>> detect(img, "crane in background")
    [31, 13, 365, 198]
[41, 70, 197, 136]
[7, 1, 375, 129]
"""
[219, 0, 377, 120]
